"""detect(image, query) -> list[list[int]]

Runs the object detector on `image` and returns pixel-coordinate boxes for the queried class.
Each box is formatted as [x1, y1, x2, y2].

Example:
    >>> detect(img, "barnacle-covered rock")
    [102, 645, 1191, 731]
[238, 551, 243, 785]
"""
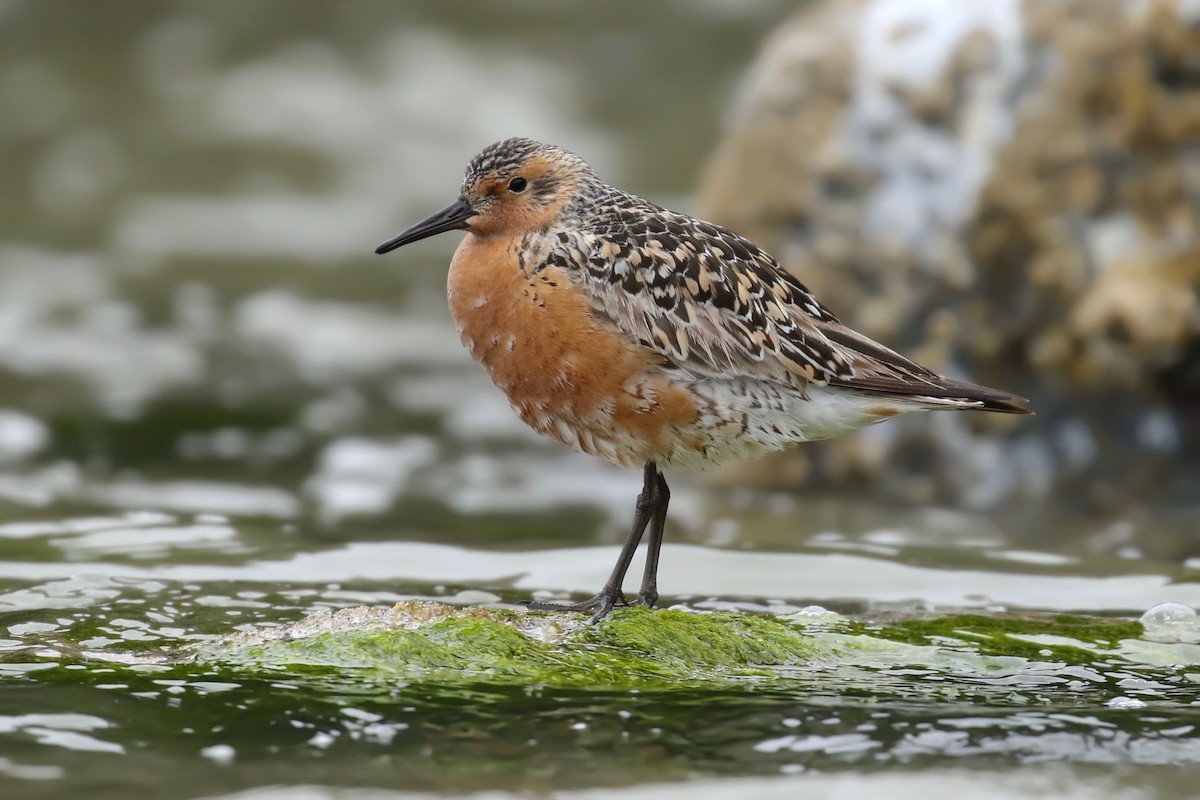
[698, 0, 1200, 507]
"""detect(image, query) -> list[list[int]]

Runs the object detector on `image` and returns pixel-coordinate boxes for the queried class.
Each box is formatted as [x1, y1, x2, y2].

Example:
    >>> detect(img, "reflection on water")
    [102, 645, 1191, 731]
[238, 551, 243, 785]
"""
[1, 0, 1199, 798]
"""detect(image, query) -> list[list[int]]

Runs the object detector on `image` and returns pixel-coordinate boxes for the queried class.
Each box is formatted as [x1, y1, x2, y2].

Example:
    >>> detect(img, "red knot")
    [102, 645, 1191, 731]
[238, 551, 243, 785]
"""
[376, 137, 1030, 621]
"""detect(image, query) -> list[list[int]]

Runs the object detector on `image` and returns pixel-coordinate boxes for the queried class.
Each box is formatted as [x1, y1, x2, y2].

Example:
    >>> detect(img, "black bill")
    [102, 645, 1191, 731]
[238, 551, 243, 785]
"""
[375, 196, 475, 254]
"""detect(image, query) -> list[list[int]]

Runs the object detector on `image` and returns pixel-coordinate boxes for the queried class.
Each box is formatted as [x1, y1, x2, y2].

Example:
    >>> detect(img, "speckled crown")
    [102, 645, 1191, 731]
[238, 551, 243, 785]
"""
[461, 137, 594, 192]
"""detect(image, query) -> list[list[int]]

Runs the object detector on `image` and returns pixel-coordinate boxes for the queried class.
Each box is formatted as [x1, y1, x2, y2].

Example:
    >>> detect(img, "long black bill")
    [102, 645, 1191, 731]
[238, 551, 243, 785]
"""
[375, 197, 475, 254]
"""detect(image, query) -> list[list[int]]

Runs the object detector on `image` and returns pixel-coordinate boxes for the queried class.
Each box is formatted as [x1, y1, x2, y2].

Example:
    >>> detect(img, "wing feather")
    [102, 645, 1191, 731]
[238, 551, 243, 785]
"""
[552, 200, 1030, 414]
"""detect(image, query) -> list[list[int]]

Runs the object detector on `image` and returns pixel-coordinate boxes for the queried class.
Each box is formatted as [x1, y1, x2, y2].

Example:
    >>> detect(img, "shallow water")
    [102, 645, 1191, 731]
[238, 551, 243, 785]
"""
[2, 1, 1199, 798]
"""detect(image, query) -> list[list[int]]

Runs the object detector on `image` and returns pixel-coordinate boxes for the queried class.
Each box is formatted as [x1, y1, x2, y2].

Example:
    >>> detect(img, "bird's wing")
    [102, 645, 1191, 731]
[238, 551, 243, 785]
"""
[564, 211, 937, 392]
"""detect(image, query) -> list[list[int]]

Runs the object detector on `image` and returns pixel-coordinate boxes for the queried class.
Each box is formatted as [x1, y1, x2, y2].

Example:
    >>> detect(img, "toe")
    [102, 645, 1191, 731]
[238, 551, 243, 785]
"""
[632, 592, 658, 608]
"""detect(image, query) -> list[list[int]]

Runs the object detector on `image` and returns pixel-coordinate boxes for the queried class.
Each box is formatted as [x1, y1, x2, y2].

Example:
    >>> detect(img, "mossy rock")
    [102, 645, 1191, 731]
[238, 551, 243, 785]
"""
[188, 600, 1197, 696]
[191, 602, 823, 688]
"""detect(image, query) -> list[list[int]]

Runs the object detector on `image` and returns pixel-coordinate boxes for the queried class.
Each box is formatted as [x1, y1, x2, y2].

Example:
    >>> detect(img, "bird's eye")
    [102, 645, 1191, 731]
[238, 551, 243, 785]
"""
[507, 177, 528, 193]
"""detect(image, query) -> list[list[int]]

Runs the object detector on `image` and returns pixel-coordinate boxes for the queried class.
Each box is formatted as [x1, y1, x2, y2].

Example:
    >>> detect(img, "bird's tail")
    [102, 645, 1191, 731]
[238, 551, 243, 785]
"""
[839, 375, 1033, 415]
[929, 376, 1033, 415]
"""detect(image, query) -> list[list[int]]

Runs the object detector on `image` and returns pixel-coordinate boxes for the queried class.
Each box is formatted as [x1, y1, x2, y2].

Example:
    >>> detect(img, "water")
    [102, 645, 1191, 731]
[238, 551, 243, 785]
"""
[2, 1, 1200, 797]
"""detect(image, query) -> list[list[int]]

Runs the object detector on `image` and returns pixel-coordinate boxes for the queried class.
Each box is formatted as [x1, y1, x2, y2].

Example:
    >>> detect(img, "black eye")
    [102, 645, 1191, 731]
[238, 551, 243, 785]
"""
[507, 177, 528, 193]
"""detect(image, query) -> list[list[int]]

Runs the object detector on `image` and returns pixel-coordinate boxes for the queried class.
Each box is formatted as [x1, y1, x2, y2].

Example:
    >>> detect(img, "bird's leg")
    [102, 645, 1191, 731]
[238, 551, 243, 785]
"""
[632, 470, 669, 608]
[521, 461, 659, 622]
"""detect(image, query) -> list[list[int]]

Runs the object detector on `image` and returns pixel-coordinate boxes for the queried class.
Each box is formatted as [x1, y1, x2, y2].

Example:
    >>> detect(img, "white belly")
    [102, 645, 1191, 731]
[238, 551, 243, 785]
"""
[658, 377, 925, 470]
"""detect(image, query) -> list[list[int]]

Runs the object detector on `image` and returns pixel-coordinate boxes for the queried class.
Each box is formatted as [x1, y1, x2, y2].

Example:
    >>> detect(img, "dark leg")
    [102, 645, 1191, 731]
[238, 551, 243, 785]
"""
[633, 471, 669, 608]
[522, 461, 663, 622]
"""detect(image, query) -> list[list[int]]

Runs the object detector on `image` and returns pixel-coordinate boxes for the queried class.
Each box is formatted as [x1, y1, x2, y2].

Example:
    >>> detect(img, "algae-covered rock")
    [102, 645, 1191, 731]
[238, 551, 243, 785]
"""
[188, 600, 1200, 704]
[191, 600, 822, 688]
[698, 0, 1200, 509]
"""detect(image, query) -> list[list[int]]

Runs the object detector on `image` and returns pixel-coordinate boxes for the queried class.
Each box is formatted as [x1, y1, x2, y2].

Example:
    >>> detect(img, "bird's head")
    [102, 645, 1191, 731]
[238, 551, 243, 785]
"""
[375, 137, 595, 254]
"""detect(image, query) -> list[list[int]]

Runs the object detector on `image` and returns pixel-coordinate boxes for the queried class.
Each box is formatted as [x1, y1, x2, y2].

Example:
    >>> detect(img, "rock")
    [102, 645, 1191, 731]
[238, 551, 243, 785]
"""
[186, 600, 1191, 699]
[191, 600, 822, 687]
[697, 0, 1200, 509]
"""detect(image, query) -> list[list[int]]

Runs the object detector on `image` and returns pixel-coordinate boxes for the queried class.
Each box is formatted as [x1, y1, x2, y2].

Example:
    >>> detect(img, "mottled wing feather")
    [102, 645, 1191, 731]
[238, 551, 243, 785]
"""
[553, 200, 938, 396]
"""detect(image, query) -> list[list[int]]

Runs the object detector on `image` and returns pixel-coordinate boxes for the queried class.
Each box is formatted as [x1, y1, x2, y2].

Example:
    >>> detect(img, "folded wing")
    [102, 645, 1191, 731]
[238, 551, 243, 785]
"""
[568, 207, 1030, 416]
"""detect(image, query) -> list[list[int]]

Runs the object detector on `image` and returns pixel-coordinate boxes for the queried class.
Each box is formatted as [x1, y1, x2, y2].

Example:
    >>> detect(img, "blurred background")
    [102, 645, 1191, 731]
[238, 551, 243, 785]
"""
[0, 0, 792, 527]
[2, 0, 1199, 798]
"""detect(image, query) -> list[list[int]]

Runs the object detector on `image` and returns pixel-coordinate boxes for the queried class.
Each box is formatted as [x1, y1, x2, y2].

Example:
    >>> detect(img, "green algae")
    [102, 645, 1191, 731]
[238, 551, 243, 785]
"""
[860, 613, 1146, 663]
[187, 600, 1198, 696]
[194, 603, 819, 689]
[588, 607, 818, 669]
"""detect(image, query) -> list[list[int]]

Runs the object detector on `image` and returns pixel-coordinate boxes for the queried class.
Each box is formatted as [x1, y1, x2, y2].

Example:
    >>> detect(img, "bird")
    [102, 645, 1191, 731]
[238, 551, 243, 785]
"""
[375, 137, 1031, 622]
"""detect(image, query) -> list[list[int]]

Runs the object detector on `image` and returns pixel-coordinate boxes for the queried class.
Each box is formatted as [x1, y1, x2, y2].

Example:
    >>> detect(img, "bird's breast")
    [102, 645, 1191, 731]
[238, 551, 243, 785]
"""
[446, 233, 701, 466]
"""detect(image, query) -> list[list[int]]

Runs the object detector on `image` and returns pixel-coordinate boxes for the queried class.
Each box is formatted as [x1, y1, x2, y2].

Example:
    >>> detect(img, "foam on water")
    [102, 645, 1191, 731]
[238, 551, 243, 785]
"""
[0, 409, 47, 463]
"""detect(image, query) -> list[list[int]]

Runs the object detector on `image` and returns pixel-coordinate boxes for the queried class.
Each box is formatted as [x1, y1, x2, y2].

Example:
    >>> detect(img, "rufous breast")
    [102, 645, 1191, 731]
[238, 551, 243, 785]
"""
[446, 233, 701, 467]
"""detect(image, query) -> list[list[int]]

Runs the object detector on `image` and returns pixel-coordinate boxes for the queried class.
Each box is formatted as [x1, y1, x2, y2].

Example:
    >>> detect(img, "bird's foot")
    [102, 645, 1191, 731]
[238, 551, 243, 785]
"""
[631, 590, 658, 609]
[519, 587, 627, 623]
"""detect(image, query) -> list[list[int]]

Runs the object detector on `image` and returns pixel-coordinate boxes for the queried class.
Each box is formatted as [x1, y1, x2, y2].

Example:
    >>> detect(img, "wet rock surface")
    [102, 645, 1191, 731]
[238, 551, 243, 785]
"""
[698, 0, 1200, 508]
[194, 599, 1187, 695]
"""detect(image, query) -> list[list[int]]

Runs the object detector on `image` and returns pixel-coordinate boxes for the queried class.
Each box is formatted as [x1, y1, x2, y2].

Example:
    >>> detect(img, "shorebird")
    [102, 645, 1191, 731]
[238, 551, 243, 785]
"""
[376, 137, 1030, 621]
